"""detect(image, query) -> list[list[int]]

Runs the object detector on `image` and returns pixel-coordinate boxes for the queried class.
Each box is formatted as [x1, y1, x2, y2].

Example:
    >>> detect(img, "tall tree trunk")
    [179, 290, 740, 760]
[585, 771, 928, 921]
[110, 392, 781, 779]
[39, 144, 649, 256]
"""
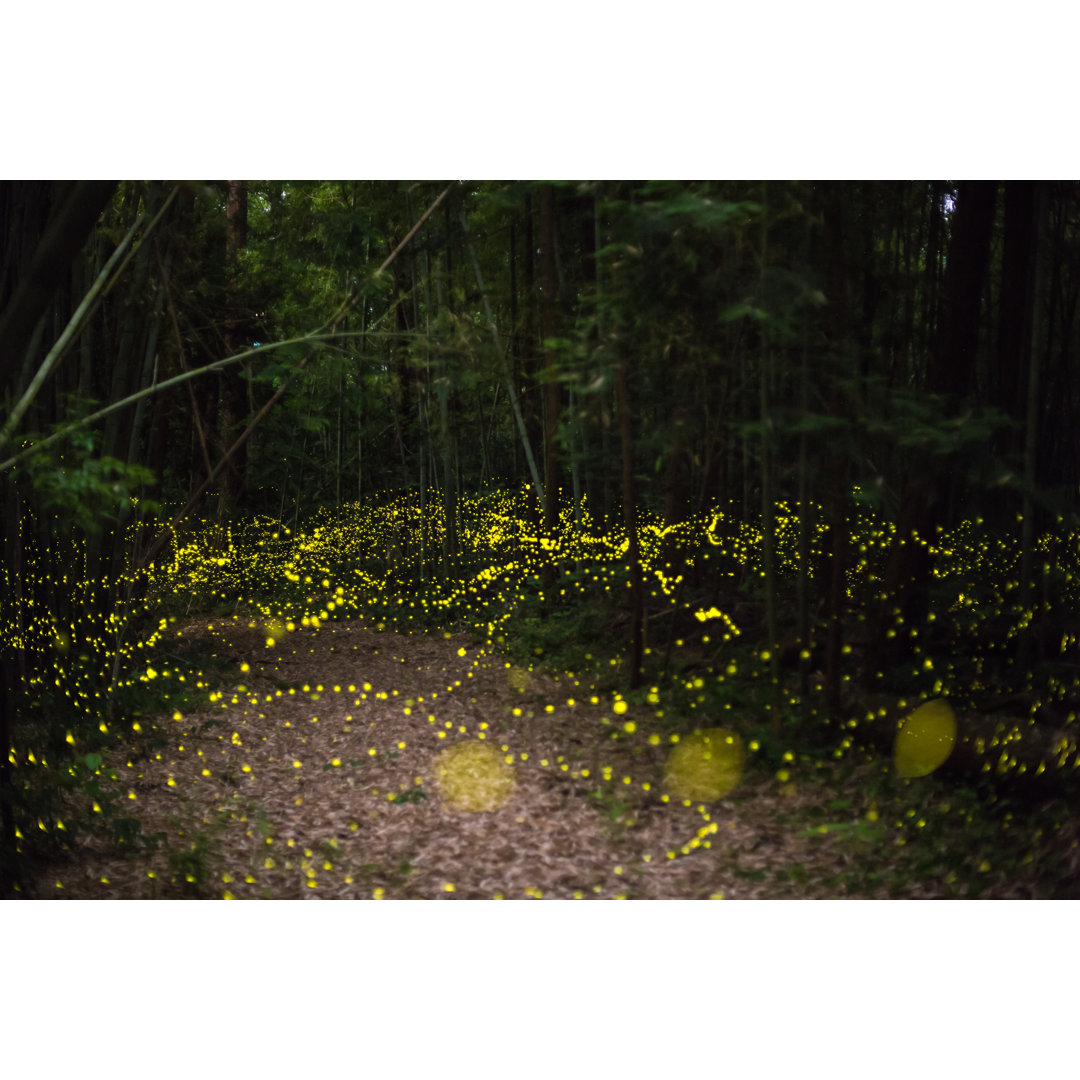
[617, 350, 644, 688]
[821, 181, 851, 712]
[0, 181, 116, 392]
[390, 195, 414, 485]
[521, 190, 542, 527]
[539, 184, 562, 594]
[995, 182, 1037, 460]
[218, 180, 249, 517]
[459, 203, 545, 517]
[1019, 181, 1048, 650]
[921, 181, 945, 383]
[0, 182, 116, 894]
[578, 189, 598, 522]
[931, 182, 996, 401]
[509, 214, 519, 484]
[865, 181, 997, 687]
[758, 184, 780, 731]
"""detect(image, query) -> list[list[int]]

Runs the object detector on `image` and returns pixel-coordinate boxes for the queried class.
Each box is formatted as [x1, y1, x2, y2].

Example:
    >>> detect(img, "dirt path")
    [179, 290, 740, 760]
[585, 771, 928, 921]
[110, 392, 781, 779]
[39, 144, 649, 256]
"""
[25, 616, 995, 899]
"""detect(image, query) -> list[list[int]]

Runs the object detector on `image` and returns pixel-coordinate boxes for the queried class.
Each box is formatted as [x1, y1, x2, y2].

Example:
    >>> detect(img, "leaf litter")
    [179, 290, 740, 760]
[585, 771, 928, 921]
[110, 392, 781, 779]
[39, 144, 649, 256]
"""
[24, 618, 1075, 899]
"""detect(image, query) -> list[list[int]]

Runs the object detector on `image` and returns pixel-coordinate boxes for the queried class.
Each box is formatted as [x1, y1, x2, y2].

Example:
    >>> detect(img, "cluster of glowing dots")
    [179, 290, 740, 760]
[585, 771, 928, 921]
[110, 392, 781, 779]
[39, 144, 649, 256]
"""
[14, 488, 1080, 897]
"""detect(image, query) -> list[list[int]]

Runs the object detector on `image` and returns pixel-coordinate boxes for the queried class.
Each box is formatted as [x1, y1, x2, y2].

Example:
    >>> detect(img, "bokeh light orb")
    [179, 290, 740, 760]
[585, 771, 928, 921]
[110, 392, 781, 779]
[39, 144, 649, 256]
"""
[663, 727, 745, 802]
[432, 741, 517, 811]
[893, 698, 957, 778]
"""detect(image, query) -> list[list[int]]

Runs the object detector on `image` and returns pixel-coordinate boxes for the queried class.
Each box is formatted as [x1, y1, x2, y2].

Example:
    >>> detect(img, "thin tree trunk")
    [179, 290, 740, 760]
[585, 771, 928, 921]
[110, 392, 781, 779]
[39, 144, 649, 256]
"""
[219, 180, 249, 517]
[865, 181, 997, 686]
[539, 183, 562, 592]
[0, 181, 117, 391]
[1019, 182, 1048, 647]
[459, 206, 546, 514]
[758, 184, 780, 732]
[822, 182, 851, 711]
[616, 350, 644, 688]
[358, 239, 369, 505]
[796, 300, 812, 711]
[521, 191, 542, 526]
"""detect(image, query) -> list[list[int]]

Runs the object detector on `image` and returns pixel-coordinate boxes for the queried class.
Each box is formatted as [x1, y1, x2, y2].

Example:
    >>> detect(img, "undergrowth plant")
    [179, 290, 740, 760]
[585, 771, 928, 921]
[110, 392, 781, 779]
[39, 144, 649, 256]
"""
[6, 483, 1080, 898]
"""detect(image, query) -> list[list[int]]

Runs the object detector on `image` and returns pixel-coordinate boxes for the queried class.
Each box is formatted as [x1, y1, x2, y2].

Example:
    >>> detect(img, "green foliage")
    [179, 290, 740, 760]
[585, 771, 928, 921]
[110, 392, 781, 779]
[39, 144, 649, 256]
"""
[17, 398, 158, 534]
[7, 180, 1080, 897]
[7, 480, 1080, 897]
[391, 788, 427, 805]
[588, 783, 634, 841]
[2, 725, 146, 890]
[157, 805, 231, 899]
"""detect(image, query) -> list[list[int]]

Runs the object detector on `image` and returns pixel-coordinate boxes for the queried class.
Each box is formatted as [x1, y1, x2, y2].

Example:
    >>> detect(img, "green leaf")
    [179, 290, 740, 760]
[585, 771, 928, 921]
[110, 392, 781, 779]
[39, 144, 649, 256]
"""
[786, 414, 849, 437]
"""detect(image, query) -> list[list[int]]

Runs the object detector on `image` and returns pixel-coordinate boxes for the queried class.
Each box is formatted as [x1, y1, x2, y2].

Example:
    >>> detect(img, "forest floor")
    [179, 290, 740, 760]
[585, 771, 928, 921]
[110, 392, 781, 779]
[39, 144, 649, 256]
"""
[22, 617, 1080, 900]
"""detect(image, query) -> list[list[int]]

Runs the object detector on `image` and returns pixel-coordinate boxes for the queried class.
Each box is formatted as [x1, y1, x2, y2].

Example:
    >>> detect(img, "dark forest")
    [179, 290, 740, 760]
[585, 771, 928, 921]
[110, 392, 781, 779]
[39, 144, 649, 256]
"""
[3, 179, 1079, 900]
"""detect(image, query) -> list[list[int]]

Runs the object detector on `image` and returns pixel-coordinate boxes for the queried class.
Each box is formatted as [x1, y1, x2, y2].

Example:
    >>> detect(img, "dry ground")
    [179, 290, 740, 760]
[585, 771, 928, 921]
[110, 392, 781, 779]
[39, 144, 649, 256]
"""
[22, 616, 1052, 899]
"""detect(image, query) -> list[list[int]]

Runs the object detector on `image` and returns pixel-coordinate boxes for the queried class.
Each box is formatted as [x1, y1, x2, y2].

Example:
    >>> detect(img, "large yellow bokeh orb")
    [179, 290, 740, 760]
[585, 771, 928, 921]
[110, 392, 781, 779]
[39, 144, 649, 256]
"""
[893, 698, 957, 778]
[431, 741, 517, 811]
[663, 727, 745, 802]
[507, 665, 531, 693]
